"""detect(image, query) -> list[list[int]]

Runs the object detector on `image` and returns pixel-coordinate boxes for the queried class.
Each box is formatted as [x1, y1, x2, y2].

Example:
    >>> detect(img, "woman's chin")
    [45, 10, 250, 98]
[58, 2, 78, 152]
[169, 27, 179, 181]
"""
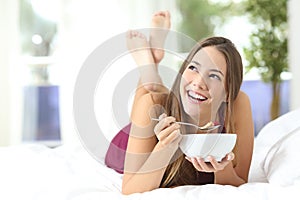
[183, 109, 199, 120]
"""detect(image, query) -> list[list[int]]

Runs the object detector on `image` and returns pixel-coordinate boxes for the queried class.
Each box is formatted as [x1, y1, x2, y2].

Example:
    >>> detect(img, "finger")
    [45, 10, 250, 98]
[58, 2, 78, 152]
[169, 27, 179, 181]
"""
[154, 116, 176, 134]
[156, 123, 180, 141]
[210, 152, 235, 171]
[173, 132, 183, 144]
[185, 157, 206, 172]
[159, 129, 181, 146]
[226, 152, 235, 161]
[218, 152, 235, 164]
[189, 157, 200, 171]
[208, 156, 226, 171]
[158, 113, 167, 120]
[185, 156, 192, 163]
[193, 157, 208, 172]
[197, 157, 215, 172]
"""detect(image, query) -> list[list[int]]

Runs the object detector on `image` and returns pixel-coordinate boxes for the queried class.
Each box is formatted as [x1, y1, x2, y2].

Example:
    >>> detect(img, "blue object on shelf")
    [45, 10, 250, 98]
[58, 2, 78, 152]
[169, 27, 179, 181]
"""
[22, 85, 61, 142]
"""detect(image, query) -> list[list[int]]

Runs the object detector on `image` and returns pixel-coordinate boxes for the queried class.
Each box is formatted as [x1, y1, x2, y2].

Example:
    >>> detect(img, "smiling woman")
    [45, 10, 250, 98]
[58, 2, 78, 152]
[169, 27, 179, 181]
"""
[110, 11, 255, 195]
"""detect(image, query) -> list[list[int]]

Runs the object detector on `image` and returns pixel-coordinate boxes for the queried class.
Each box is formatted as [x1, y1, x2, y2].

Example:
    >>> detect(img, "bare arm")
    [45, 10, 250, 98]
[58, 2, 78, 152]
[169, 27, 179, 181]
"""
[215, 91, 254, 185]
[123, 37, 179, 191]
[122, 93, 181, 195]
[123, 27, 176, 194]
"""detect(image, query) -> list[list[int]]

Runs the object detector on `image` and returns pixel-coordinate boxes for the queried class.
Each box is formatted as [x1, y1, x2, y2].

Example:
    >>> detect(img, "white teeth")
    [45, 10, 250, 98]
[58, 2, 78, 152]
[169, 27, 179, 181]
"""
[188, 91, 206, 100]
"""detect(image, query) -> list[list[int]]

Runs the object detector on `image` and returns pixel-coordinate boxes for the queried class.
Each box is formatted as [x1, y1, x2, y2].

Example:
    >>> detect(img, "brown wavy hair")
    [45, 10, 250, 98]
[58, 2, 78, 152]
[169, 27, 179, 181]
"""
[160, 36, 243, 187]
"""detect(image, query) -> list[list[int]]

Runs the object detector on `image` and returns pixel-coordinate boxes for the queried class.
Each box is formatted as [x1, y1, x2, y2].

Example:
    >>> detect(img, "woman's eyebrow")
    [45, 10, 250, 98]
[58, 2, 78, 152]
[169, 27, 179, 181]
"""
[191, 60, 224, 77]
[210, 69, 225, 77]
[191, 60, 201, 66]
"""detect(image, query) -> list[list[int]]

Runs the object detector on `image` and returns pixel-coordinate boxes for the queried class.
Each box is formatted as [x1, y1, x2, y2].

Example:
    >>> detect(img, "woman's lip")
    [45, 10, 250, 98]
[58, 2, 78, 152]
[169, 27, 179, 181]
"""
[187, 90, 208, 100]
[187, 95, 202, 104]
[186, 90, 208, 104]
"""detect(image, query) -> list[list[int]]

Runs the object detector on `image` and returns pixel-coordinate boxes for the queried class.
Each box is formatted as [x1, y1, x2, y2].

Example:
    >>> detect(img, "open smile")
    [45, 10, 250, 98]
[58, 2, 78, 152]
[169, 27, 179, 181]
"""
[187, 90, 208, 103]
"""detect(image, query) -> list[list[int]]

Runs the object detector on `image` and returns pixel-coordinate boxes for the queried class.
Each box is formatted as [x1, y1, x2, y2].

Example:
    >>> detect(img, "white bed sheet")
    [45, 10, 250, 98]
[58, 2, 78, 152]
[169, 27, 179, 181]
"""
[0, 143, 299, 200]
[1, 109, 300, 200]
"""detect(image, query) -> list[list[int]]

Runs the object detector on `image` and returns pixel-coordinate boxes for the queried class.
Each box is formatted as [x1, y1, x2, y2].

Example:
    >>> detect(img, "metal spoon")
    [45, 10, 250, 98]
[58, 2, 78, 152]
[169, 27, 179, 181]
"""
[151, 118, 221, 131]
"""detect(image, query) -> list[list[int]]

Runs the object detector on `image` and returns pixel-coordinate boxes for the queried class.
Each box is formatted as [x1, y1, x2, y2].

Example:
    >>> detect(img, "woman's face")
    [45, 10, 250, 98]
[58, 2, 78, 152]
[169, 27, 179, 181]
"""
[179, 46, 227, 123]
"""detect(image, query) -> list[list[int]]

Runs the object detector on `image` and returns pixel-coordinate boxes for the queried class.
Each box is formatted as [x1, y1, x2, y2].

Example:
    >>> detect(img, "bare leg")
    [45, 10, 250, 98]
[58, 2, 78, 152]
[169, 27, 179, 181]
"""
[149, 11, 171, 64]
[126, 30, 163, 92]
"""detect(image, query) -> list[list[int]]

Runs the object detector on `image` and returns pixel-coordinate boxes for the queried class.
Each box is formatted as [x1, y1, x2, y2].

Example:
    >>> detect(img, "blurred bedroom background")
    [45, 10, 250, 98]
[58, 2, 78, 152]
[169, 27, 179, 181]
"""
[1, 0, 299, 147]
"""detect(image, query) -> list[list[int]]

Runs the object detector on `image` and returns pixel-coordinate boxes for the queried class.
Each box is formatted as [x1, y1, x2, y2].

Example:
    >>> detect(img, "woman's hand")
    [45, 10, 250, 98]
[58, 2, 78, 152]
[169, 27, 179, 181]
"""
[185, 152, 234, 173]
[153, 113, 182, 149]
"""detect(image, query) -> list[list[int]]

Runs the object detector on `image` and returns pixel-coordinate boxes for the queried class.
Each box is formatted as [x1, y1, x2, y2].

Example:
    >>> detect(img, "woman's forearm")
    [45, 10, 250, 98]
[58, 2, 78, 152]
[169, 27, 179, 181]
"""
[122, 143, 177, 195]
[214, 162, 246, 186]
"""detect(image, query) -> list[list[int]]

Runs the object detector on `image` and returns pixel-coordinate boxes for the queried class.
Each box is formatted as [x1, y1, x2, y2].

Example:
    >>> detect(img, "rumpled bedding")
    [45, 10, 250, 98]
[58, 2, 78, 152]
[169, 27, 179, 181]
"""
[1, 109, 300, 200]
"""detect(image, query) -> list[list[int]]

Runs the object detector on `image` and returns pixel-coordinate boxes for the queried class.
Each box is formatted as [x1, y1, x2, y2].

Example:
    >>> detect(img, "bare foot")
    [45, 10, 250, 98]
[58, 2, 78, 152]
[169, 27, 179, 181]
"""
[127, 30, 162, 91]
[149, 11, 171, 64]
[126, 30, 155, 67]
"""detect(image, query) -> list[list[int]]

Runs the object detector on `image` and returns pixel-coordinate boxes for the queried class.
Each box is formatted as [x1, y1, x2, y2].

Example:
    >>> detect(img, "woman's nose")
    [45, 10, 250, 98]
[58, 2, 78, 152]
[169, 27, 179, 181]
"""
[192, 73, 208, 90]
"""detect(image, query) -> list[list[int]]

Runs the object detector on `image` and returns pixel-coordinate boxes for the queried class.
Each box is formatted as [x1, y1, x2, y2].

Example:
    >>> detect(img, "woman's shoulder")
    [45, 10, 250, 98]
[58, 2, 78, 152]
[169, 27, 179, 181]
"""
[234, 90, 251, 108]
[236, 90, 250, 100]
[233, 90, 253, 127]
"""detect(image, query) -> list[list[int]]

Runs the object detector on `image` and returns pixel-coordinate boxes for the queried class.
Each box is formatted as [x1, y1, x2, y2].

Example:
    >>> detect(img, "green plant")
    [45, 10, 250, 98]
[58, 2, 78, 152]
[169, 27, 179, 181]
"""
[243, 0, 288, 120]
[20, 0, 57, 56]
[176, 0, 240, 52]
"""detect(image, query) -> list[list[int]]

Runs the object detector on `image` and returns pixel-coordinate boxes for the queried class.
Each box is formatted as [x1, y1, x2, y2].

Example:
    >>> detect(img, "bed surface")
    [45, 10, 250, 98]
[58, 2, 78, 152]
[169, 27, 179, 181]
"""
[1, 109, 300, 200]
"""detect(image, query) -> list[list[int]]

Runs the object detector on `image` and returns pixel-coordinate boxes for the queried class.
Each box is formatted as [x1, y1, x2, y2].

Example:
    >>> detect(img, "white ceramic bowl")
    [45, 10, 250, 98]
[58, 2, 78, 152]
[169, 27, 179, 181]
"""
[179, 133, 237, 162]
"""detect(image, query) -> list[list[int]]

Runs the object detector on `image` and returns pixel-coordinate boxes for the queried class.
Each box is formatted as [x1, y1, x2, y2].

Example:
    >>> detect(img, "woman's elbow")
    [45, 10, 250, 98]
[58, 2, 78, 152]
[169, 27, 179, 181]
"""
[122, 186, 142, 195]
[122, 181, 131, 195]
[122, 180, 137, 195]
[121, 188, 131, 195]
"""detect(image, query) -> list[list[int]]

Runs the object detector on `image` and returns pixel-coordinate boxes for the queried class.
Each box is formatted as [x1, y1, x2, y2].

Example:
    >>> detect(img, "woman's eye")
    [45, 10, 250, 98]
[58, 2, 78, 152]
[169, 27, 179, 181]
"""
[209, 74, 221, 81]
[188, 65, 198, 72]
